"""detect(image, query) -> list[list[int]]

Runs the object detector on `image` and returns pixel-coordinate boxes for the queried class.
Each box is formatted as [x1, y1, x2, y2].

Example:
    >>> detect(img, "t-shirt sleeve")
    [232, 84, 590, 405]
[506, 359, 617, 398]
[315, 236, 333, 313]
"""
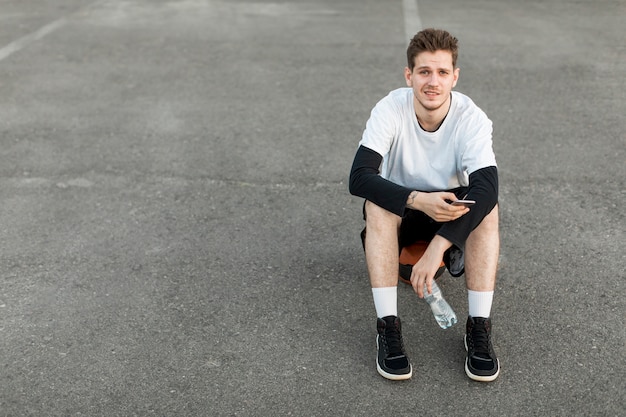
[358, 96, 397, 158]
[461, 110, 497, 177]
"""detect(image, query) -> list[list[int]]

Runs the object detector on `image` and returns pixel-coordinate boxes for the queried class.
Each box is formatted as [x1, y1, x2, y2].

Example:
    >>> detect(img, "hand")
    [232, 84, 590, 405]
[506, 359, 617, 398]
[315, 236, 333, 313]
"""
[409, 236, 450, 297]
[411, 191, 470, 222]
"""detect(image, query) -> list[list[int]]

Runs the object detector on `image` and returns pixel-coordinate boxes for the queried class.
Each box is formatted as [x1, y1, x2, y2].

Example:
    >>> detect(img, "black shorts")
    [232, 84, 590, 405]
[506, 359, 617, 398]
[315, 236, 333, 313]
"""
[360, 190, 468, 277]
[397, 209, 443, 249]
[361, 187, 468, 250]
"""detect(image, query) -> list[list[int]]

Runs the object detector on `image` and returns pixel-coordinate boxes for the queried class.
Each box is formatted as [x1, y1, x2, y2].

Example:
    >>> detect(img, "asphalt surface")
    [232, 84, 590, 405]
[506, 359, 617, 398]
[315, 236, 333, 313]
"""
[0, 0, 624, 416]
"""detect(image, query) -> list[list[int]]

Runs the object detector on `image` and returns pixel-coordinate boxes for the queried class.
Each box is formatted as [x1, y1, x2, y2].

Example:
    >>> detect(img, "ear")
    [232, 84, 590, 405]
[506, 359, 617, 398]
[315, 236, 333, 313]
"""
[452, 67, 460, 88]
[404, 67, 413, 87]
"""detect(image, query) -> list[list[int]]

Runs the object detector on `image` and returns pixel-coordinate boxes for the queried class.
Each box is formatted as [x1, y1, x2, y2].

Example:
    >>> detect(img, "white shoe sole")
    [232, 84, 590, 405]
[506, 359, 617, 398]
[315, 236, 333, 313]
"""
[377, 362, 413, 380]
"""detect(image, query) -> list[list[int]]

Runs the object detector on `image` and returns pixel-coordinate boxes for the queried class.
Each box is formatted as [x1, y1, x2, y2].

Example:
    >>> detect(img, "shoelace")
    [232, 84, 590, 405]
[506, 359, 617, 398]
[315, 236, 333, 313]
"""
[383, 325, 405, 358]
[470, 325, 491, 359]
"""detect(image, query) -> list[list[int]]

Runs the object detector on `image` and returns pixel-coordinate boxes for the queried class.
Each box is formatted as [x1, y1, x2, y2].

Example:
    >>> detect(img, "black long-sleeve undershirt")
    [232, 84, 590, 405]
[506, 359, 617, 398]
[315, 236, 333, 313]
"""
[348, 146, 413, 217]
[348, 145, 498, 249]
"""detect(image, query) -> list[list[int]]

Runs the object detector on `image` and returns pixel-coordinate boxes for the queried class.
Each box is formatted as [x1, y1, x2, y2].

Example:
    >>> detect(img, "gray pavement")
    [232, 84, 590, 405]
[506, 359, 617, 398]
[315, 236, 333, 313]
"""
[0, 0, 624, 416]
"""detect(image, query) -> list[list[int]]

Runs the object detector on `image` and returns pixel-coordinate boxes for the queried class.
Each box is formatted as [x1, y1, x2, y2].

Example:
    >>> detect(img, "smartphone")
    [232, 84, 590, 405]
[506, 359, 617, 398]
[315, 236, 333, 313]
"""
[452, 199, 476, 207]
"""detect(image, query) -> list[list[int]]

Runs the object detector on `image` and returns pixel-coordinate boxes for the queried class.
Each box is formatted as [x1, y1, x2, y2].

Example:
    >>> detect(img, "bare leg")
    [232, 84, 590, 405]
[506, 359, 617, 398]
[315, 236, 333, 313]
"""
[463, 206, 500, 382]
[464, 205, 499, 291]
[364, 201, 402, 288]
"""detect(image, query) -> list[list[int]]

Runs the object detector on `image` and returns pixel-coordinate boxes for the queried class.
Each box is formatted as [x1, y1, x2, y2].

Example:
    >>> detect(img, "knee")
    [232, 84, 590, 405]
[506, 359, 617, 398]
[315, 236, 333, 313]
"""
[364, 201, 401, 230]
[479, 204, 499, 232]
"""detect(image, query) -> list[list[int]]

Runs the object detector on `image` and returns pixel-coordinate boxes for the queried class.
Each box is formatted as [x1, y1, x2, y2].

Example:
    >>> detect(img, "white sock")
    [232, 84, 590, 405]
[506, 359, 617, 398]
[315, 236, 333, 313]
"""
[467, 289, 494, 318]
[371, 287, 398, 318]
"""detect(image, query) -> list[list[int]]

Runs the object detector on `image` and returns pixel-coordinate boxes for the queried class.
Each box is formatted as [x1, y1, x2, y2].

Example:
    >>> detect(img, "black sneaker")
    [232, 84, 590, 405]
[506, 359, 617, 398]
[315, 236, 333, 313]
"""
[464, 316, 500, 382]
[376, 316, 412, 380]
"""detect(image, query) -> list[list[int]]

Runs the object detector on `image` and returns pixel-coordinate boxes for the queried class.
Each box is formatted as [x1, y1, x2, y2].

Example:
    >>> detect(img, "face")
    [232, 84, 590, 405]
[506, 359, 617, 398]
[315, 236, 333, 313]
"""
[404, 50, 459, 113]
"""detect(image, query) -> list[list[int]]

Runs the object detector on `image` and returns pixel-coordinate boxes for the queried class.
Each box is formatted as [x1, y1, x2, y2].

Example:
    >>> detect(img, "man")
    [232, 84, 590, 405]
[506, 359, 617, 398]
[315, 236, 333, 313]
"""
[349, 28, 500, 382]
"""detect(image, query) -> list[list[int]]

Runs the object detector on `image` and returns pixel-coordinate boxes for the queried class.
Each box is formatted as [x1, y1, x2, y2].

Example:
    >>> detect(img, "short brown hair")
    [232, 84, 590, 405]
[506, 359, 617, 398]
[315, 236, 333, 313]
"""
[407, 28, 459, 70]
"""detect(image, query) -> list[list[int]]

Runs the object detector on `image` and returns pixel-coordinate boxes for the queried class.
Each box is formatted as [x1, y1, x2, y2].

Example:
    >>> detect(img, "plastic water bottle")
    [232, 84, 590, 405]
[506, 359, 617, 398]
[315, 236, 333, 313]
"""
[424, 280, 457, 329]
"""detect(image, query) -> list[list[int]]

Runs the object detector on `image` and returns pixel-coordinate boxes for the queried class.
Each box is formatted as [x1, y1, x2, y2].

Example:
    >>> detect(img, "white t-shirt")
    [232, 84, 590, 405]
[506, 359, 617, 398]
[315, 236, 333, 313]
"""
[359, 88, 497, 191]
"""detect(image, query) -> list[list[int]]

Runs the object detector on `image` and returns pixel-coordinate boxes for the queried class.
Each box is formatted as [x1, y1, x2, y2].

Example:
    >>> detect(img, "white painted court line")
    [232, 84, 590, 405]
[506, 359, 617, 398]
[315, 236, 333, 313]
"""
[0, 0, 106, 63]
[402, 0, 423, 41]
[0, 18, 68, 62]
